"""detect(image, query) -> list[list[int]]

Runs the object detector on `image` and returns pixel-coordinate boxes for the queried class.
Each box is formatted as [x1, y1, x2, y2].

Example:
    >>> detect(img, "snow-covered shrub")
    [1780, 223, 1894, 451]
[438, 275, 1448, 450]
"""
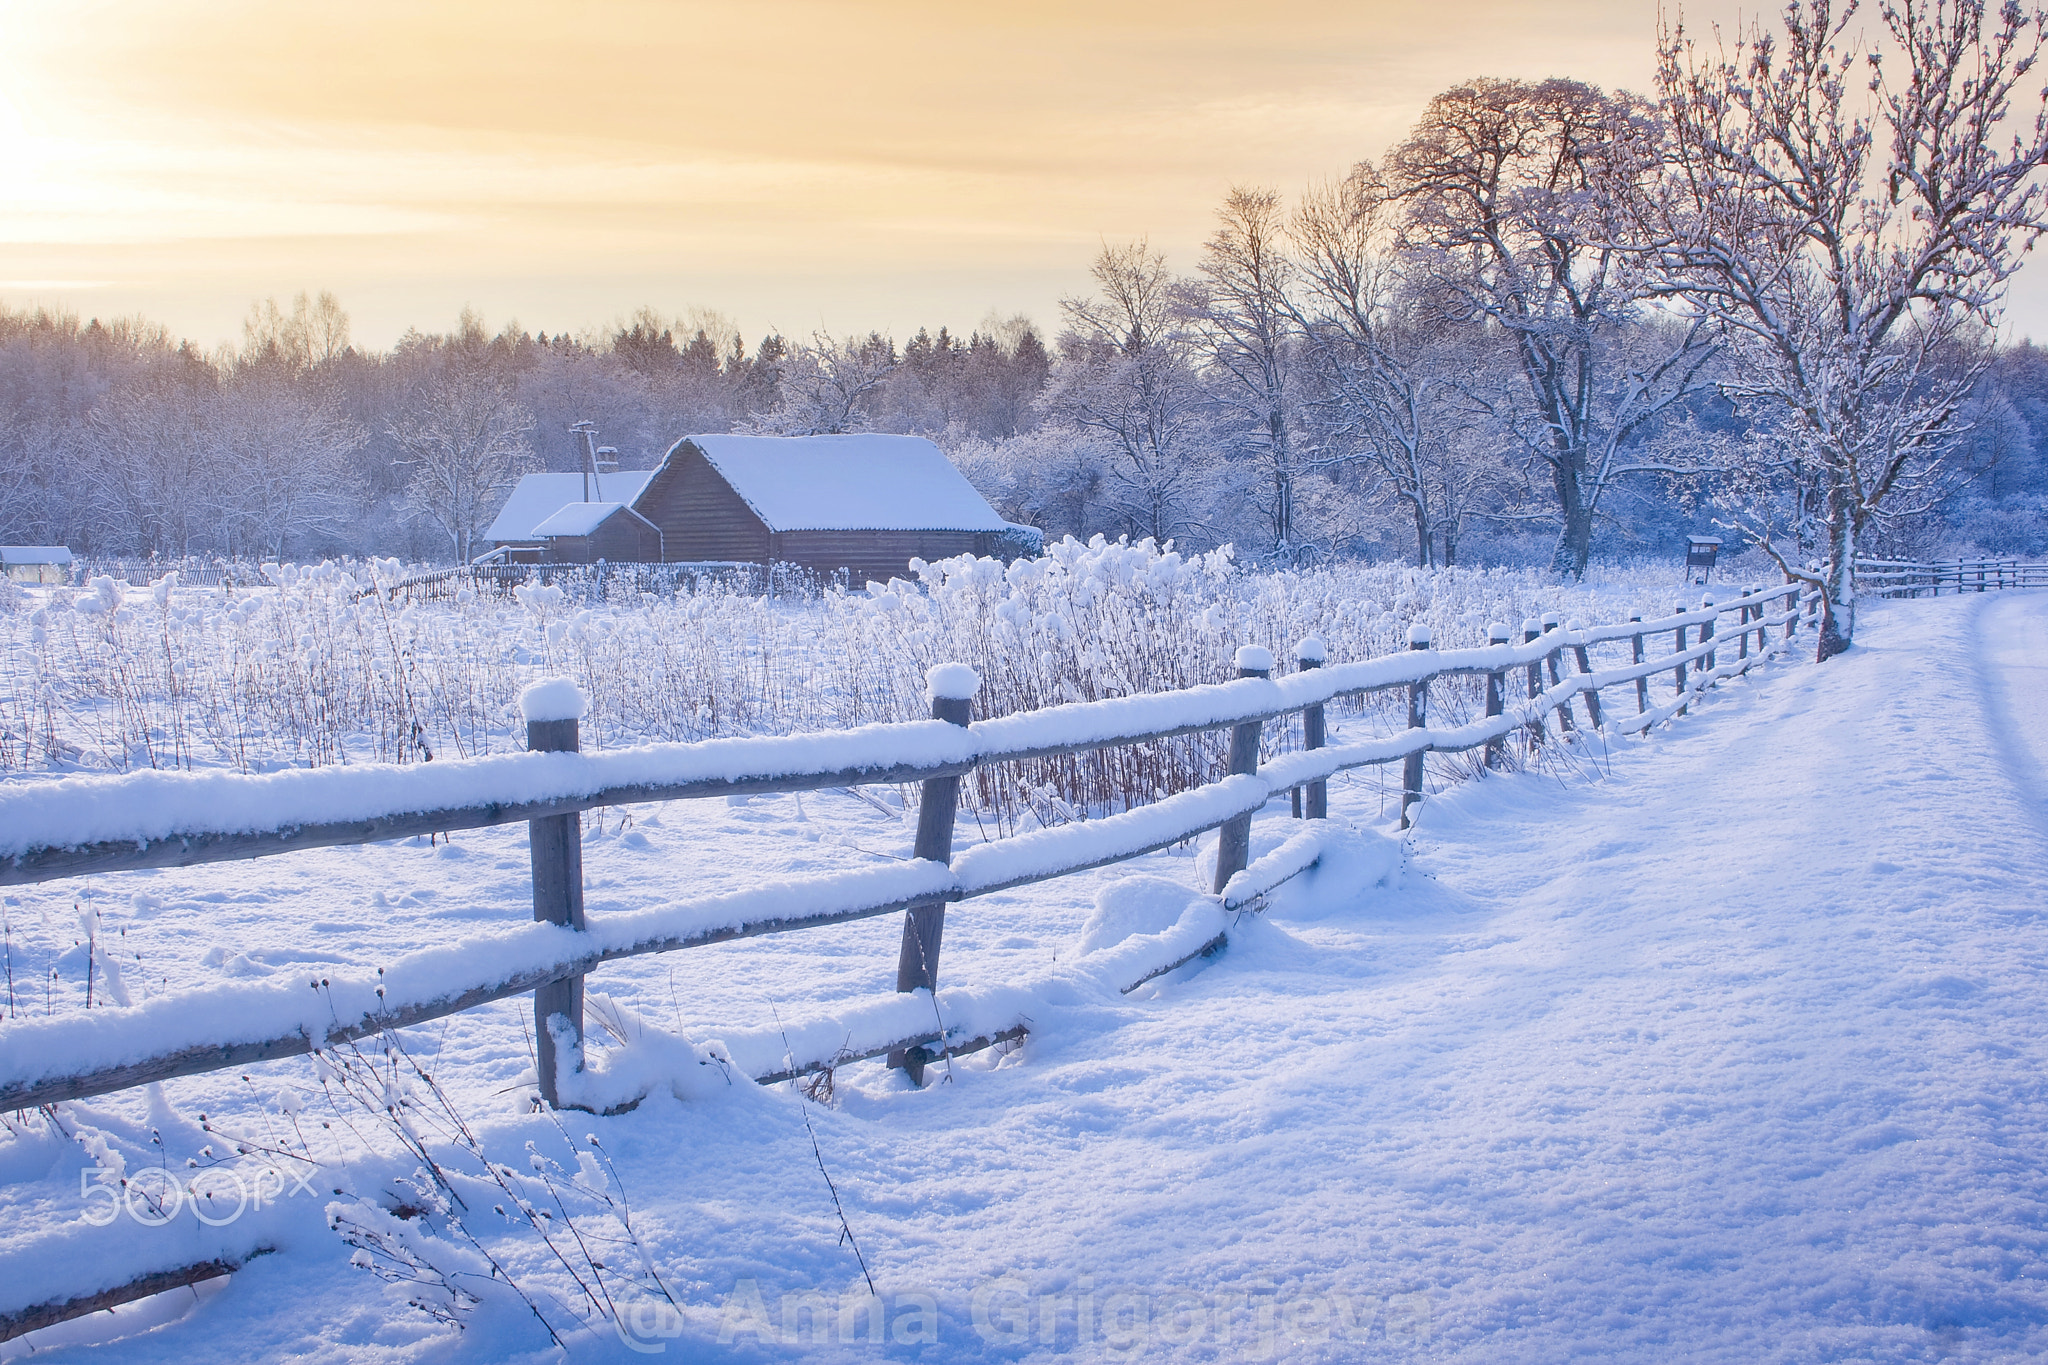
[0, 545, 1714, 818]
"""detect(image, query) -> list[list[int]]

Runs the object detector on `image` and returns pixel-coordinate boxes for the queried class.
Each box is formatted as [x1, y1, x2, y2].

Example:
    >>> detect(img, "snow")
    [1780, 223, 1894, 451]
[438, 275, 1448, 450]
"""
[0, 546, 72, 566]
[1293, 635, 1327, 664]
[517, 677, 587, 724]
[526, 501, 632, 538]
[683, 434, 1010, 532]
[1233, 644, 1275, 674]
[481, 470, 658, 544]
[6, 589, 2046, 1362]
[0, 720, 981, 860]
[925, 663, 981, 702]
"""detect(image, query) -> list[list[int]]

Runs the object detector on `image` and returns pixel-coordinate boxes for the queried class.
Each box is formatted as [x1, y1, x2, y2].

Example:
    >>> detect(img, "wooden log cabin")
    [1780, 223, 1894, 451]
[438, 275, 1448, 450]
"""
[487, 433, 1021, 582]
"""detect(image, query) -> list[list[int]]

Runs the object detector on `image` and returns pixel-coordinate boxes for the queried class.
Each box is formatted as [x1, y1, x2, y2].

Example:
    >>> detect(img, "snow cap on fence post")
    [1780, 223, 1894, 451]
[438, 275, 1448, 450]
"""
[519, 676, 587, 723]
[1293, 635, 1327, 665]
[1522, 617, 1542, 642]
[1541, 611, 1560, 631]
[1406, 623, 1432, 648]
[1565, 618, 1583, 634]
[925, 662, 982, 703]
[1488, 622, 1511, 644]
[1701, 593, 1715, 608]
[1234, 644, 1275, 675]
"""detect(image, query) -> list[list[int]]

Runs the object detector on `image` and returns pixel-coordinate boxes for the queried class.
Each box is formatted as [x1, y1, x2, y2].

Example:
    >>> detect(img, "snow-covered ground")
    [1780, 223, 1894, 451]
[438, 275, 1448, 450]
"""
[4, 590, 2047, 1362]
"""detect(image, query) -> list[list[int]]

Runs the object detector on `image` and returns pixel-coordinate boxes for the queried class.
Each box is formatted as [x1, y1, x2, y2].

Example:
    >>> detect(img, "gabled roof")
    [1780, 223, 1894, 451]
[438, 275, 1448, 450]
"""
[1, 546, 72, 565]
[485, 470, 657, 544]
[530, 502, 632, 537]
[675, 434, 1007, 533]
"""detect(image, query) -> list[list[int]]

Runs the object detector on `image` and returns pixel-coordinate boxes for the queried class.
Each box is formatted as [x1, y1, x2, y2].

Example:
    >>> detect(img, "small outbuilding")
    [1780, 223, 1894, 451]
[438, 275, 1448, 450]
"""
[526, 501, 663, 565]
[1, 546, 73, 584]
[483, 470, 658, 563]
[486, 433, 1024, 583]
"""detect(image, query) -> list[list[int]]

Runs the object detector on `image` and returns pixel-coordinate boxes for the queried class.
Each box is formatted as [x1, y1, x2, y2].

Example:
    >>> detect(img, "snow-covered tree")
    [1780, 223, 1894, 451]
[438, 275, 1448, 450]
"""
[389, 313, 538, 563]
[1654, 0, 2048, 658]
[1043, 242, 1222, 544]
[1388, 77, 1722, 577]
[1187, 187, 1307, 554]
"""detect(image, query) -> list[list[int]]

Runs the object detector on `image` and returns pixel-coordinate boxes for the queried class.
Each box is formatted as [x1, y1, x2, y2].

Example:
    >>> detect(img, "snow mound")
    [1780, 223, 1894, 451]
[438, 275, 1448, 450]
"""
[1075, 875, 1207, 956]
[518, 676, 586, 723]
[926, 662, 982, 702]
[1264, 822, 1403, 921]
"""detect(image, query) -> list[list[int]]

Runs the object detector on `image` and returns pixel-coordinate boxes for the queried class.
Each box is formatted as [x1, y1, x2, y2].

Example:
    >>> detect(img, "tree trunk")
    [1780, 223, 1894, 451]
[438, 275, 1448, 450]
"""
[1412, 502, 1433, 568]
[1548, 455, 1594, 578]
[1816, 486, 1856, 662]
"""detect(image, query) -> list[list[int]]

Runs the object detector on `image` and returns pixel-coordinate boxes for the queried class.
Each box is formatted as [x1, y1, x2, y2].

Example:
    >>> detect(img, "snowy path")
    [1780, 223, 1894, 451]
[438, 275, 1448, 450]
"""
[8, 594, 2048, 1363]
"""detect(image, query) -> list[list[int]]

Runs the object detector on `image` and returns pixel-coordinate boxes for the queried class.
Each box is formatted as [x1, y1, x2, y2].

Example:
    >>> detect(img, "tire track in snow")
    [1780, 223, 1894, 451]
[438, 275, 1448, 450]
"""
[1974, 590, 2048, 852]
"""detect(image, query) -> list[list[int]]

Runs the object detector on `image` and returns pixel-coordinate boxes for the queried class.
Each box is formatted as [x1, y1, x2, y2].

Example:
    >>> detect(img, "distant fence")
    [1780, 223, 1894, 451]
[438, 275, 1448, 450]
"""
[0, 583, 1822, 1343]
[372, 560, 828, 604]
[1856, 556, 2048, 597]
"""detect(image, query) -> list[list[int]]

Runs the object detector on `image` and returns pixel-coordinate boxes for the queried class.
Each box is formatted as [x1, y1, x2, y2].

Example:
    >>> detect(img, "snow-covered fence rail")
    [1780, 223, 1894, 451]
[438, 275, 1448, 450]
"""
[1855, 556, 2048, 597]
[0, 584, 1810, 1118]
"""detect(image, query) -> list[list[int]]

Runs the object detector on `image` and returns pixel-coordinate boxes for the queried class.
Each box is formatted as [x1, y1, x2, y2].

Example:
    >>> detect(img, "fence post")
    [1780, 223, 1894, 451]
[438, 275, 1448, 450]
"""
[1523, 618, 1547, 750]
[1672, 604, 1690, 717]
[1542, 614, 1575, 734]
[1212, 646, 1273, 894]
[1568, 621, 1602, 729]
[1630, 612, 1648, 714]
[1737, 588, 1752, 660]
[1400, 626, 1430, 829]
[1977, 561, 1986, 592]
[523, 682, 587, 1111]
[892, 666, 979, 1085]
[1484, 622, 1510, 769]
[1296, 637, 1328, 821]
[1698, 594, 1716, 675]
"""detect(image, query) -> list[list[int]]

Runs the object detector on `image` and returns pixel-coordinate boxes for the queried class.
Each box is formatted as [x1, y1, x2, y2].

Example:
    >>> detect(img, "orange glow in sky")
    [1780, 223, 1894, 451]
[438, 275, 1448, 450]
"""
[5, 0, 2043, 347]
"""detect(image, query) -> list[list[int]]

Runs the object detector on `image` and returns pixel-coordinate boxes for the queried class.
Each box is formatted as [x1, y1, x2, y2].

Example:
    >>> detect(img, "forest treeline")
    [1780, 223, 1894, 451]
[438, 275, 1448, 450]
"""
[5, 4, 2048, 592]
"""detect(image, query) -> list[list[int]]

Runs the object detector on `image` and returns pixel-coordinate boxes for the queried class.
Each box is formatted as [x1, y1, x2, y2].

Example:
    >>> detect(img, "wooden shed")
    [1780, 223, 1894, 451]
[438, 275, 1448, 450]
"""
[483, 470, 658, 562]
[635, 433, 1012, 582]
[527, 501, 663, 565]
[2, 546, 73, 584]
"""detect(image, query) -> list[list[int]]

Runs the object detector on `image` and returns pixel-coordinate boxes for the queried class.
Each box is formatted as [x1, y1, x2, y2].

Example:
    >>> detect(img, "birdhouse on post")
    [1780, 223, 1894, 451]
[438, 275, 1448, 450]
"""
[1686, 535, 1723, 585]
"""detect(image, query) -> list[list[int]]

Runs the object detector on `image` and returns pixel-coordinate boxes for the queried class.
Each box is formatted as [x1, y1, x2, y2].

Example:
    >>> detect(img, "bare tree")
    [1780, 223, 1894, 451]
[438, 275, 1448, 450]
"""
[1188, 187, 1306, 554]
[242, 292, 352, 373]
[1656, 0, 2048, 658]
[744, 331, 897, 435]
[214, 368, 366, 558]
[1290, 167, 1507, 566]
[1388, 77, 1721, 577]
[389, 313, 538, 562]
[1043, 241, 1220, 543]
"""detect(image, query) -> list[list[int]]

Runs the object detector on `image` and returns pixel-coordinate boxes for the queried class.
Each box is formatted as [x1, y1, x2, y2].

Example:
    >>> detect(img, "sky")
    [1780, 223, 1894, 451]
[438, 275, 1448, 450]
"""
[3, 0, 2046, 352]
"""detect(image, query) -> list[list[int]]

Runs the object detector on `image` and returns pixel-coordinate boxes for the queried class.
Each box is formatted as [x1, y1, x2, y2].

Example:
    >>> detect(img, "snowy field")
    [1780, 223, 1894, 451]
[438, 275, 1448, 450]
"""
[4, 587, 2047, 1362]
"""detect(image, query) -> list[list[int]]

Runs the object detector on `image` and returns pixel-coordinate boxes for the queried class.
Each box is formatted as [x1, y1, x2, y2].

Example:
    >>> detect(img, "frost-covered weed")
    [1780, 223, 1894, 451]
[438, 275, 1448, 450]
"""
[0, 539, 1738, 823]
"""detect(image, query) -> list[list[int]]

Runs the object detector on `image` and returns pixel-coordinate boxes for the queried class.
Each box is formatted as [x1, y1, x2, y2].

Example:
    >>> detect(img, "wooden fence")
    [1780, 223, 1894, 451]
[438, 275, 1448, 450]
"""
[0, 582, 1825, 1342]
[1856, 556, 2048, 596]
[0, 582, 1817, 1109]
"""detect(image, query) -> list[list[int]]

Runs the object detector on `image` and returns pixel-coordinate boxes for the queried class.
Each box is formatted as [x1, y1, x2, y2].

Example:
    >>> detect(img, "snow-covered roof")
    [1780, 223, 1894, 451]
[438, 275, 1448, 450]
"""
[530, 502, 632, 537]
[485, 471, 657, 544]
[678, 434, 1007, 533]
[0, 546, 72, 565]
